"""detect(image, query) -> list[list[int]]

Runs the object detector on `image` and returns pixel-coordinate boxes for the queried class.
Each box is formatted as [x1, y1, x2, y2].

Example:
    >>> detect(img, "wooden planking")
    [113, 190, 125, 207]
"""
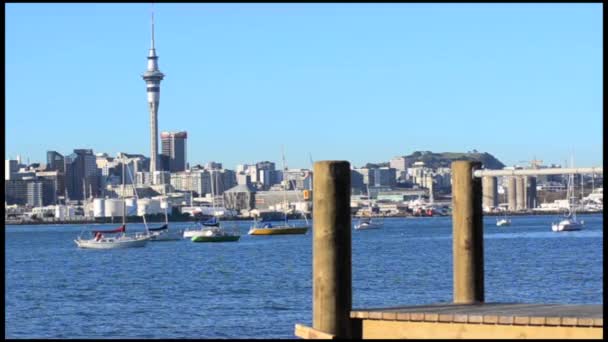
[294, 324, 338, 340]
[350, 303, 603, 327]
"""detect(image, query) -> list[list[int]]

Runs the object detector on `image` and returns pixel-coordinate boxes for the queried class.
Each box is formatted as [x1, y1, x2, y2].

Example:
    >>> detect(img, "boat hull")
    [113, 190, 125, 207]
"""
[496, 219, 511, 227]
[552, 220, 583, 232]
[183, 229, 203, 239]
[74, 236, 149, 249]
[248, 226, 309, 235]
[191, 235, 240, 242]
[354, 222, 382, 230]
[149, 230, 183, 241]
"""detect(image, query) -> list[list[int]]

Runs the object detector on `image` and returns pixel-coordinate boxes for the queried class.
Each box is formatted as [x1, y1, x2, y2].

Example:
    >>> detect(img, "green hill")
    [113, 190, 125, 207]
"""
[402, 151, 505, 169]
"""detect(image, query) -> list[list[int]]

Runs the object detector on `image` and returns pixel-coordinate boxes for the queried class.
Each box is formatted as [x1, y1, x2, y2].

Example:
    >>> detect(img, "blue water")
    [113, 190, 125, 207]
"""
[5, 214, 603, 338]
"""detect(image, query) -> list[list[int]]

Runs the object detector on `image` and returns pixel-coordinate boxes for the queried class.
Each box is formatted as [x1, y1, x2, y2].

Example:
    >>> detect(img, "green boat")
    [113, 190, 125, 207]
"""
[190, 174, 241, 243]
[190, 227, 240, 243]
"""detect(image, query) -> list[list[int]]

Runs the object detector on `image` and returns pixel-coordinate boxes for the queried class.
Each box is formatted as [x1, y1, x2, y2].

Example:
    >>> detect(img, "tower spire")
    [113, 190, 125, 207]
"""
[151, 7, 155, 50]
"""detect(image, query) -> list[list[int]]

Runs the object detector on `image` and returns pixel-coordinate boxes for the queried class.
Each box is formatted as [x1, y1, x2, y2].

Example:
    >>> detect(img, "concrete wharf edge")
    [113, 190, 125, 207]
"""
[349, 303, 603, 327]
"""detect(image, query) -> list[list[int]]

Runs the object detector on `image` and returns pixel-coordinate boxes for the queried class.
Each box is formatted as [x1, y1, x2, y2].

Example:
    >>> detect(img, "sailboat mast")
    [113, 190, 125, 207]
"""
[210, 170, 216, 215]
[281, 146, 288, 223]
[122, 158, 126, 226]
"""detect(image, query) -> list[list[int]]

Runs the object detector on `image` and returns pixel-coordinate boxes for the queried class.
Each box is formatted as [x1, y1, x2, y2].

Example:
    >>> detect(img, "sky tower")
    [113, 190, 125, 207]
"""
[142, 11, 164, 182]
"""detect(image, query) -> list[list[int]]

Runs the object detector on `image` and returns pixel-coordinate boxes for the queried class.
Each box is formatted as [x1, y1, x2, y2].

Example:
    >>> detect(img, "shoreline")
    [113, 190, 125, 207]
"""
[4, 210, 602, 226]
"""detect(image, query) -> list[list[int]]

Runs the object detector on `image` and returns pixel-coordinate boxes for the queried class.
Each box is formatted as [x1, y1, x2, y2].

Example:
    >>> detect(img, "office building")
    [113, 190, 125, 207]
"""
[160, 131, 187, 172]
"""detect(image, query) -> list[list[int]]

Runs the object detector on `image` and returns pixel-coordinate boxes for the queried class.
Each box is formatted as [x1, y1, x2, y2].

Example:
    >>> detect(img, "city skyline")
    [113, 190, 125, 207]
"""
[6, 3, 603, 169]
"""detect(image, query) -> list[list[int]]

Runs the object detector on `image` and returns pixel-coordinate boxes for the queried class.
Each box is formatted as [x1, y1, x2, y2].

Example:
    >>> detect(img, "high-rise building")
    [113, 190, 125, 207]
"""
[142, 12, 164, 182]
[64, 149, 99, 201]
[46, 151, 65, 173]
[160, 131, 187, 172]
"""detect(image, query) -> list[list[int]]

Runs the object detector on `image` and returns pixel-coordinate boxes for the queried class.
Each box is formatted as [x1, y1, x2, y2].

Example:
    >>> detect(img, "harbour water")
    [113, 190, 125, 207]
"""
[5, 214, 603, 338]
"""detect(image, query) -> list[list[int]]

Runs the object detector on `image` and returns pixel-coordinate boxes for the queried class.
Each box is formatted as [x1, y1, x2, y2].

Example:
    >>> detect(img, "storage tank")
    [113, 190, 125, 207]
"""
[67, 206, 76, 218]
[104, 199, 125, 218]
[148, 199, 162, 214]
[93, 198, 105, 217]
[125, 198, 137, 216]
[55, 205, 66, 219]
[137, 198, 150, 216]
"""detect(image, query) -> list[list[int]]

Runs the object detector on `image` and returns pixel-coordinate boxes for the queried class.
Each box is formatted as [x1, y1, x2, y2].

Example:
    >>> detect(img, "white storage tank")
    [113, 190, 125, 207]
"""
[137, 198, 150, 216]
[67, 206, 76, 218]
[93, 198, 105, 218]
[104, 199, 125, 218]
[125, 198, 137, 216]
[148, 199, 162, 215]
[55, 205, 66, 219]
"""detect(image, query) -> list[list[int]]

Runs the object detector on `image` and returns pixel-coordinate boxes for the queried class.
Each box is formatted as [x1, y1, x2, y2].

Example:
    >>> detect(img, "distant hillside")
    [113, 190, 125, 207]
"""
[362, 151, 505, 170]
[402, 151, 505, 169]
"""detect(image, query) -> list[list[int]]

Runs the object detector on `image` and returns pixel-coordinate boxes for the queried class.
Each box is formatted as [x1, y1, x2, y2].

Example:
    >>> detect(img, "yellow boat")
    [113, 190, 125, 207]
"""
[247, 224, 309, 235]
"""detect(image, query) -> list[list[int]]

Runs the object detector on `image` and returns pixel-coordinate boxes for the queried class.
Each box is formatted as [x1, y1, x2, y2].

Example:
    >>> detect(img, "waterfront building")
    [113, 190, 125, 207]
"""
[160, 131, 187, 172]
[253, 189, 309, 211]
[223, 183, 256, 212]
[142, 12, 165, 181]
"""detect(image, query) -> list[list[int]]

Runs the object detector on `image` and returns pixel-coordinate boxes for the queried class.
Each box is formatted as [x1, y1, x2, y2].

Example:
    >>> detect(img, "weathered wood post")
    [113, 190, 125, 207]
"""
[452, 160, 484, 304]
[313, 160, 352, 338]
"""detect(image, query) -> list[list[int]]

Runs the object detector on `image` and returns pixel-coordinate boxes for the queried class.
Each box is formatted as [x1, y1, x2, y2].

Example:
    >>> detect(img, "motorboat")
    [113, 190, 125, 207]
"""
[496, 218, 511, 227]
[354, 217, 382, 230]
[191, 227, 240, 242]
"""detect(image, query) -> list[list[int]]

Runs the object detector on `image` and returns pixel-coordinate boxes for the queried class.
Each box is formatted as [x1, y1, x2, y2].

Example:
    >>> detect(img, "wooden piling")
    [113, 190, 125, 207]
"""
[312, 160, 352, 338]
[451, 160, 484, 304]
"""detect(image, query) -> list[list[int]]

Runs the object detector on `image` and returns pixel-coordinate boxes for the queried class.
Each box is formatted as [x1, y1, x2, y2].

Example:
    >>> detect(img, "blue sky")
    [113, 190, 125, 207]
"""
[5, 3, 603, 169]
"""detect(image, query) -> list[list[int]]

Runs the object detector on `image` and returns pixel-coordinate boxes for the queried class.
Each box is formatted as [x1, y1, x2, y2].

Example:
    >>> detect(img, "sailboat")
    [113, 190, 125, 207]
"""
[74, 158, 150, 249]
[145, 180, 182, 241]
[496, 185, 511, 227]
[552, 171, 584, 232]
[354, 185, 383, 230]
[248, 148, 310, 235]
[190, 169, 240, 242]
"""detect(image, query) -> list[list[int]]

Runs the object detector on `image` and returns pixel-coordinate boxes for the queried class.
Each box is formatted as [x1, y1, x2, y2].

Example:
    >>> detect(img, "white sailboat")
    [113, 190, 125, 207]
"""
[248, 147, 310, 235]
[496, 187, 511, 227]
[354, 185, 383, 230]
[146, 196, 182, 241]
[74, 158, 150, 249]
[190, 169, 240, 242]
[552, 170, 584, 232]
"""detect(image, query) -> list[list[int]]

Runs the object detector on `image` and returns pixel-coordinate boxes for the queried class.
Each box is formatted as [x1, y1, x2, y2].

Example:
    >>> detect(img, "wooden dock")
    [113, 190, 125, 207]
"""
[349, 303, 602, 339]
[294, 161, 603, 339]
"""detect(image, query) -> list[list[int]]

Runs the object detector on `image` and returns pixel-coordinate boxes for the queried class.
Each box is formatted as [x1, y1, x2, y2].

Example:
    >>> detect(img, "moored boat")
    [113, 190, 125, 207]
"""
[74, 225, 150, 249]
[496, 218, 511, 227]
[191, 227, 240, 242]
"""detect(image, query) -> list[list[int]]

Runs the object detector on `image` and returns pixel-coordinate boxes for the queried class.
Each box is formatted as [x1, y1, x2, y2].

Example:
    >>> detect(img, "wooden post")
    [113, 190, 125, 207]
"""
[452, 160, 484, 304]
[312, 161, 352, 338]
